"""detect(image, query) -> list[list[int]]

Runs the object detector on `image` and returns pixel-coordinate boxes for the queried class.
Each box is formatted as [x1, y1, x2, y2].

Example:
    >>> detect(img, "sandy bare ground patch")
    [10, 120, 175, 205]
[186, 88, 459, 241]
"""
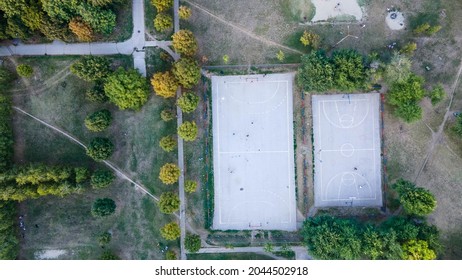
[311, 0, 363, 22]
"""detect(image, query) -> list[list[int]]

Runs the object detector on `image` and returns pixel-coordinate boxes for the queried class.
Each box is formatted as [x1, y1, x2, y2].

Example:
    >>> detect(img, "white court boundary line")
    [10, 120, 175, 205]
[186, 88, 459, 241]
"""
[214, 76, 295, 227]
[315, 96, 380, 203]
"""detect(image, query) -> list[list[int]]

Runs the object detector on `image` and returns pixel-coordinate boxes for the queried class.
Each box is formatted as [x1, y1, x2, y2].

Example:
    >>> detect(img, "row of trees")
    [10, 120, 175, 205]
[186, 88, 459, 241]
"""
[297, 49, 368, 93]
[0, 0, 124, 42]
[152, 0, 192, 33]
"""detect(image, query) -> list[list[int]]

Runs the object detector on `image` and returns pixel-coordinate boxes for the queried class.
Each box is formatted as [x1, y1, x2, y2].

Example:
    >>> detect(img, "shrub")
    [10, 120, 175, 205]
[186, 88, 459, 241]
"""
[86, 82, 108, 103]
[160, 109, 174, 121]
[158, 191, 180, 214]
[100, 250, 120, 260]
[159, 135, 176, 152]
[394, 102, 422, 123]
[151, 71, 178, 98]
[91, 198, 116, 217]
[84, 109, 112, 132]
[160, 222, 181, 240]
[400, 42, 417, 56]
[159, 163, 180, 184]
[428, 84, 445, 105]
[185, 234, 201, 253]
[98, 232, 112, 246]
[402, 240, 436, 260]
[86, 137, 114, 161]
[178, 121, 198, 141]
[185, 180, 197, 193]
[91, 169, 115, 189]
[16, 64, 33, 78]
[179, 6, 191, 20]
[453, 115, 462, 136]
[300, 30, 320, 48]
[165, 250, 177, 260]
[70, 56, 111, 81]
[276, 50, 285, 62]
[151, 0, 173, 12]
[177, 92, 199, 113]
[172, 58, 201, 89]
[75, 167, 90, 183]
[154, 13, 172, 32]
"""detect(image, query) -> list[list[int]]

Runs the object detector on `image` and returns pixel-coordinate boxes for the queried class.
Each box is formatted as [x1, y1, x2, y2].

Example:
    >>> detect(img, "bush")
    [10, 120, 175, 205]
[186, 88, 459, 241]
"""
[158, 191, 180, 214]
[160, 109, 174, 121]
[160, 222, 181, 240]
[172, 58, 201, 89]
[159, 163, 180, 184]
[178, 121, 198, 141]
[172, 29, 198, 56]
[98, 232, 112, 246]
[86, 82, 108, 103]
[400, 42, 417, 56]
[16, 64, 33, 78]
[91, 198, 116, 217]
[86, 137, 114, 161]
[165, 250, 177, 260]
[177, 92, 199, 113]
[394, 102, 422, 123]
[75, 167, 90, 183]
[91, 169, 115, 189]
[185, 234, 201, 253]
[159, 135, 176, 152]
[154, 13, 172, 32]
[185, 180, 197, 193]
[84, 109, 112, 132]
[297, 51, 333, 92]
[151, 0, 173, 12]
[179, 6, 191, 20]
[300, 30, 320, 48]
[428, 84, 445, 105]
[0, 67, 14, 90]
[453, 115, 462, 136]
[70, 56, 111, 82]
[402, 240, 436, 260]
[100, 250, 120, 260]
[387, 74, 425, 122]
[104, 67, 150, 110]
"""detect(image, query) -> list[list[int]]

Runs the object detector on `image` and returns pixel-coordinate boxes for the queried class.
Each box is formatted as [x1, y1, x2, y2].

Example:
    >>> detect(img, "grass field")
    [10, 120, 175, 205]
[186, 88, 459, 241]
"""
[10, 53, 179, 259]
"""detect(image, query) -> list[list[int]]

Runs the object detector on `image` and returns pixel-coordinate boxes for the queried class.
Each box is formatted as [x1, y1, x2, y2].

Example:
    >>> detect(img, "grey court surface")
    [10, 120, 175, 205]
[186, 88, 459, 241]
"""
[312, 93, 383, 207]
[212, 73, 297, 231]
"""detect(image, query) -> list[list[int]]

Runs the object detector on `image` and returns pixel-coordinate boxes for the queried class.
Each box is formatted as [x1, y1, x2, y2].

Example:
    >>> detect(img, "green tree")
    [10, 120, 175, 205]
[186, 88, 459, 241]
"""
[91, 169, 115, 189]
[453, 115, 462, 136]
[86, 82, 108, 103]
[172, 29, 198, 56]
[70, 56, 111, 82]
[177, 92, 199, 113]
[165, 250, 177, 260]
[0, 201, 19, 260]
[154, 13, 172, 32]
[297, 51, 334, 92]
[400, 42, 417, 56]
[361, 226, 402, 260]
[159, 163, 180, 184]
[263, 243, 274, 253]
[301, 216, 362, 260]
[151, 0, 173, 12]
[158, 191, 180, 214]
[104, 67, 150, 110]
[86, 137, 114, 161]
[78, 2, 116, 35]
[394, 102, 422, 123]
[428, 84, 445, 105]
[185, 234, 201, 253]
[91, 198, 116, 217]
[74, 167, 90, 183]
[185, 180, 197, 193]
[387, 74, 425, 122]
[276, 50, 285, 62]
[69, 17, 94, 42]
[179, 5, 192, 20]
[383, 53, 412, 84]
[331, 49, 367, 91]
[402, 240, 436, 260]
[98, 232, 112, 246]
[160, 109, 174, 121]
[172, 58, 201, 89]
[85, 109, 112, 132]
[88, 0, 115, 6]
[178, 121, 198, 141]
[300, 30, 320, 48]
[160, 222, 181, 240]
[391, 179, 437, 216]
[159, 135, 177, 152]
[151, 71, 179, 99]
[16, 64, 33, 78]
[0, 67, 14, 90]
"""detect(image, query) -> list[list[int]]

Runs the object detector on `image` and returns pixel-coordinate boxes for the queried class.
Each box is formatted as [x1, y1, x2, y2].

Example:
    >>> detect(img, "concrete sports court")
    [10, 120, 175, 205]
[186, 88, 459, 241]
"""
[211, 73, 297, 231]
[312, 93, 383, 207]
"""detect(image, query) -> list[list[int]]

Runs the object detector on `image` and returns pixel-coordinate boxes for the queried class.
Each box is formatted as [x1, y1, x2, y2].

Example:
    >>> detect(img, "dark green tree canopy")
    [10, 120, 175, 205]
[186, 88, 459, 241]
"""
[177, 92, 199, 113]
[84, 109, 112, 132]
[90, 169, 115, 189]
[158, 191, 180, 214]
[392, 179, 437, 216]
[331, 49, 367, 91]
[172, 58, 201, 89]
[104, 68, 150, 110]
[86, 137, 114, 161]
[185, 234, 201, 253]
[297, 51, 334, 92]
[91, 198, 116, 217]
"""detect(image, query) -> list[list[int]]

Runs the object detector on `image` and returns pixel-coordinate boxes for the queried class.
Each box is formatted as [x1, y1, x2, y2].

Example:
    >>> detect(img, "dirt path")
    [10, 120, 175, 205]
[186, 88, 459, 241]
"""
[414, 58, 462, 183]
[184, 0, 303, 55]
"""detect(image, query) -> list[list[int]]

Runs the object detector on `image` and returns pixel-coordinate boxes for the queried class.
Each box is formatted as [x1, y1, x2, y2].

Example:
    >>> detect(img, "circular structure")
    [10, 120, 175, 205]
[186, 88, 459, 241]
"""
[340, 143, 355, 157]
[339, 114, 354, 128]
[386, 11, 405, 30]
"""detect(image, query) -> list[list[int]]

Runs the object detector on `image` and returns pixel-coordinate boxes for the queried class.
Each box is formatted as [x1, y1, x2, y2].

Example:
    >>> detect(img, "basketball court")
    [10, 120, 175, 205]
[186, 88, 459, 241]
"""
[211, 73, 297, 231]
[312, 93, 382, 207]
